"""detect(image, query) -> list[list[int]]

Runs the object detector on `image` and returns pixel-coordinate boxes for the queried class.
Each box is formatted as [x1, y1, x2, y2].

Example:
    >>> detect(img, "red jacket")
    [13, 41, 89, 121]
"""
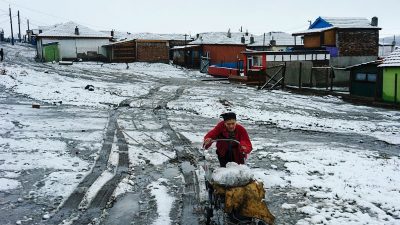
[204, 121, 252, 163]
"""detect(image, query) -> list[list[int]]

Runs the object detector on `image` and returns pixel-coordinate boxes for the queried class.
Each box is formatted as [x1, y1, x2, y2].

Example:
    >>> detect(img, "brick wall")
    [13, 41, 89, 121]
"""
[136, 41, 169, 63]
[338, 30, 379, 56]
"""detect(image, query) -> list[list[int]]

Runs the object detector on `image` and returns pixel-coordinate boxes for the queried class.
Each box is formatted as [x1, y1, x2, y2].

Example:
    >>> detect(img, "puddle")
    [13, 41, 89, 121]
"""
[104, 193, 140, 225]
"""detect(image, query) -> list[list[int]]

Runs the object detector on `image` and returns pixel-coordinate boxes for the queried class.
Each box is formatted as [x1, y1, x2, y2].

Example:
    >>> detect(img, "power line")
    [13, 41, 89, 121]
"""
[0, 0, 113, 31]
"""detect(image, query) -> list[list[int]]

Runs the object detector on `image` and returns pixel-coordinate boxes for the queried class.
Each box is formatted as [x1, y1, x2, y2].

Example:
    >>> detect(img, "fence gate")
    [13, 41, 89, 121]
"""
[200, 56, 210, 73]
[259, 64, 286, 90]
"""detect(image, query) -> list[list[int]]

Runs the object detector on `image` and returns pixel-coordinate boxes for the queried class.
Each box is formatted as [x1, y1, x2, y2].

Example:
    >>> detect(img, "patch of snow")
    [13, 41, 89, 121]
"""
[148, 178, 175, 225]
[211, 162, 254, 187]
[281, 203, 297, 209]
[273, 141, 400, 224]
[0, 178, 20, 191]
[80, 171, 114, 209]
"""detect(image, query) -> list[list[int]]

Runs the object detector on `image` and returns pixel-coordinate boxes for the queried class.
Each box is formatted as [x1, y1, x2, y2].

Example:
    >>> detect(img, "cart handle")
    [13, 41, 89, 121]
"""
[208, 138, 240, 145]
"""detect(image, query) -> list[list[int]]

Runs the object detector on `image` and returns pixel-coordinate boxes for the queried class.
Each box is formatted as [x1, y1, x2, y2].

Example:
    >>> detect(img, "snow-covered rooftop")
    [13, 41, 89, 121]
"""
[293, 17, 380, 35]
[170, 45, 200, 50]
[249, 31, 302, 46]
[189, 32, 252, 45]
[292, 27, 336, 35]
[108, 31, 190, 42]
[378, 47, 400, 67]
[320, 17, 376, 29]
[38, 21, 111, 38]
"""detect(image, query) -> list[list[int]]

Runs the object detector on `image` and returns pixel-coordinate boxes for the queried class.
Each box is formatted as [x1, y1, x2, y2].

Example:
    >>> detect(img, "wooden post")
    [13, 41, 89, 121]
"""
[18, 10, 21, 42]
[299, 62, 302, 89]
[330, 68, 334, 91]
[325, 67, 329, 90]
[395, 73, 398, 104]
[282, 62, 286, 89]
[9, 6, 14, 45]
[310, 67, 313, 88]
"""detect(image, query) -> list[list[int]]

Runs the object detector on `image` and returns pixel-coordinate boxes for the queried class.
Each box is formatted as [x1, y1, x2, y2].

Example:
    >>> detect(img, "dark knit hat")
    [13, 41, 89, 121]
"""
[220, 112, 236, 121]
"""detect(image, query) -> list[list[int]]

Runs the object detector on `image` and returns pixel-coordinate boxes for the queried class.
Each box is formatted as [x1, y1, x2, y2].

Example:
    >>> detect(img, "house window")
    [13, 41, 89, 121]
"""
[355, 73, 367, 81]
[355, 73, 377, 82]
[367, 74, 377, 82]
[253, 56, 262, 66]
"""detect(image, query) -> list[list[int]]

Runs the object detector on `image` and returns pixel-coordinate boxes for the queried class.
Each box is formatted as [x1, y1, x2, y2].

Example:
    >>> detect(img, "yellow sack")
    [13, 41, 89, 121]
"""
[213, 181, 275, 225]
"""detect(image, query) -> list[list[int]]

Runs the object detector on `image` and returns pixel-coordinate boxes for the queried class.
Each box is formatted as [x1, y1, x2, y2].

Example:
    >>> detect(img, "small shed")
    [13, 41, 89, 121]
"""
[36, 21, 111, 62]
[378, 47, 400, 103]
[345, 60, 382, 98]
[103, 39, 136, 62]
[171, 45, 201, 68]
[42, 42, 60, 62]
[103, 39, 169, 63]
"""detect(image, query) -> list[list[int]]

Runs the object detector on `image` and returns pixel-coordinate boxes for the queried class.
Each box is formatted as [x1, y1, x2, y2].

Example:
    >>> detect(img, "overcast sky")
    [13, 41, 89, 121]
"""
[0, 0, 399, 38]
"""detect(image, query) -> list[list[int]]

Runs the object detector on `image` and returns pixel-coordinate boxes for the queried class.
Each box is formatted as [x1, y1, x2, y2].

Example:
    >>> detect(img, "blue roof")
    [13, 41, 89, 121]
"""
[309, 17, 376, 29]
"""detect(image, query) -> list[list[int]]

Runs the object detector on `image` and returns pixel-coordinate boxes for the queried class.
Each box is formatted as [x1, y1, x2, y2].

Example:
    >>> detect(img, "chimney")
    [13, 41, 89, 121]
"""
[241, 36, 245, 44]
[39, 29, 42, 34]
[270, 39, 276, 46]
[75, 26, 79, 35]
[371, 17, 378, 27]
[245, 29, 249, 36]
[227, 28, 231, 38]
[111, 30, 114, 37]
[250, 35, 255, 44]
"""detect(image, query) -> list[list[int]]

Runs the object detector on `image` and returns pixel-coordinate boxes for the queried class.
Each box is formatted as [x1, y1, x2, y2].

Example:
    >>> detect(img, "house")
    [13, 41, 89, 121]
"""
[345, 60, 383, 98]
[241, 50, 330, 87]
[378, 47, 400, 103]
[36, 21, 111, 62]
[103, 39, 170, 63]
[103, 32, 191, 63]
[292, 17, 381, 86]
[247, 32, 302, 51]
[292, 17, 381, 57]
[171, 31, 253, 75]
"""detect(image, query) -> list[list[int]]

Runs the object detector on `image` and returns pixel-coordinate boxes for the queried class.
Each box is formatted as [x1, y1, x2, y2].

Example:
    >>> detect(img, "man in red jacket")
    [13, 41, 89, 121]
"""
[203, 112, 252, 167]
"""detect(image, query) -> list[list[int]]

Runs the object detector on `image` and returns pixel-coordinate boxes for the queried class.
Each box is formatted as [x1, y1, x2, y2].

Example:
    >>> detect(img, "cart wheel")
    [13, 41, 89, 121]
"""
[253, 220, 268, 225]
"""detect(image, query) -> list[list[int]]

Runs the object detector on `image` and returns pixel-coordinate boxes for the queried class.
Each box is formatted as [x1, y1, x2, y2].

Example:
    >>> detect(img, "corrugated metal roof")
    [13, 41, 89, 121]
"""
[293, 17, 380, 36]
[189, 32, 251, 45]
[320, 17, 375, 29]
[249, 32, 302, 46]
[109, 31, 190, 41]
[379, 47, 400, 67]
[292, 27, 335, 35]
[38, 21, 111, 38]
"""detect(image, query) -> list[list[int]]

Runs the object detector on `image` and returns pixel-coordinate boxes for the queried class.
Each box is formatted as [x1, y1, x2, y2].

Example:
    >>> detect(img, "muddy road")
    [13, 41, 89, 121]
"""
[1, 45, 399, 225]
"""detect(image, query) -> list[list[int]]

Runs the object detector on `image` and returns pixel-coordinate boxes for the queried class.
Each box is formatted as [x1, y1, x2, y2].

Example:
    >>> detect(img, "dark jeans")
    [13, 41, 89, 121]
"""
[218, 150, 244, 167]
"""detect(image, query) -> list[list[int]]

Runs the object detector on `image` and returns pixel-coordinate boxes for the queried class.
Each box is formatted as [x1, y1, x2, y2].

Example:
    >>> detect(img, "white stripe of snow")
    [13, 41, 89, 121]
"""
[148, 178, 175, 225]
[79, 133, 119, 209]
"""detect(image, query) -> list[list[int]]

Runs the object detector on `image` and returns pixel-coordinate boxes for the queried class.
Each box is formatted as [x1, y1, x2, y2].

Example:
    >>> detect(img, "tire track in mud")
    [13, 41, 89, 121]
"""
[72, 128, 130, 225]
[44, 110, 130, 225]
[101, 85, 204, 225]
[152, 86, 204, 225]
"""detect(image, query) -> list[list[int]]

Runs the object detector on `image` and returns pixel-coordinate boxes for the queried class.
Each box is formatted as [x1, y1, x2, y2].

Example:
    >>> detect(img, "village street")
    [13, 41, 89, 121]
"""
[1, 44, 400, 225]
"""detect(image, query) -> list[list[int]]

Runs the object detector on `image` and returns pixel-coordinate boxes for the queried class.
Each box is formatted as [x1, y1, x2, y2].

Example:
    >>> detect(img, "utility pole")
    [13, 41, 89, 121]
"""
[18, 10, 21, 42]
[9, 6, 14, 45]
[27, 19, 30, 30]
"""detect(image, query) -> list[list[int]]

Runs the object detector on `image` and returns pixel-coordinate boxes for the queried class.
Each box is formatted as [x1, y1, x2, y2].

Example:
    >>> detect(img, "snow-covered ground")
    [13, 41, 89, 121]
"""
[168, 86, 400, 145]
[0, 43, 399, 225]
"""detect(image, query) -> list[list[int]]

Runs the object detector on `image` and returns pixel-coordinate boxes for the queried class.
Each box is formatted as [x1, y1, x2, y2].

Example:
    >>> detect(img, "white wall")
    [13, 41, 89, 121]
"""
[40, 38, 110, 59]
